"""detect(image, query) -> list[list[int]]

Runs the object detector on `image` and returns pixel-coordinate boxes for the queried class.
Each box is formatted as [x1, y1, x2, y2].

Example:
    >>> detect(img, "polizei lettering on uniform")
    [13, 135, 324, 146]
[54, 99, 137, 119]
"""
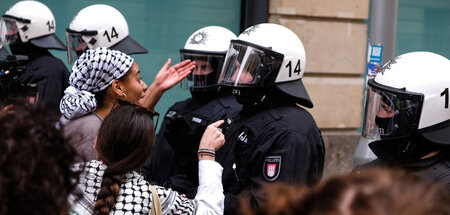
[263, 156, 281, 181]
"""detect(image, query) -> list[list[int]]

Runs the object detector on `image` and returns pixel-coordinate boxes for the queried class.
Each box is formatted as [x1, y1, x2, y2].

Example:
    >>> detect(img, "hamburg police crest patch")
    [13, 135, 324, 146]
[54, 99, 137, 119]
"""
[263, 156, 281, 181]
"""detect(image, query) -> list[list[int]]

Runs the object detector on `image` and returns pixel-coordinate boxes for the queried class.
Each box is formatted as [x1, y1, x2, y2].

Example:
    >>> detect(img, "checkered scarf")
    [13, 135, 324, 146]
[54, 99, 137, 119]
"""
[59, 47, 134, 120]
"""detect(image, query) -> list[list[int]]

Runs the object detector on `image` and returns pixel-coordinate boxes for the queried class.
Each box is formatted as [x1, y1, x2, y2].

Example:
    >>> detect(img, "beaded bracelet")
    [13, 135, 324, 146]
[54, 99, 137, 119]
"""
[197, 149, 215, 157]
[198, 152, 215, 158]
[198, 148, 215, 153]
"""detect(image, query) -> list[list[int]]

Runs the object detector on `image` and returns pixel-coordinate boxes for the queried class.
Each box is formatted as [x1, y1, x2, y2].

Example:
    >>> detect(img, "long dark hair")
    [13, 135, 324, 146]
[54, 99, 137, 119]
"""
[93, 105, 155, 215]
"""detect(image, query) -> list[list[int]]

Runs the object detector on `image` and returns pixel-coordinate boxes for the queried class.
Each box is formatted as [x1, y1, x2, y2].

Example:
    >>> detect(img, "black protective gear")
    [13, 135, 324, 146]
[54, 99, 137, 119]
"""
[215, 102, 325, 215]
[164, 113, 207, 167]
[356, 151, 450, 189]
[369, 133, 443, 165]
[10, 41, 69, 112]
[142, 94, 242, 198]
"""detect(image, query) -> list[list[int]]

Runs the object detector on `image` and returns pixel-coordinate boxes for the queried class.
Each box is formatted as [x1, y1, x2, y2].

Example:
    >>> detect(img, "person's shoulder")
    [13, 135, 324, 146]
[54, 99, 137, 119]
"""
[72, 160, 105, 176]
[68, 113, 102, 124]
[268, 103, 319, 130]
[422, 155, 450, 183]
[65, 113, 103, 132]
[170, 97, 194, 110]
[270, 103, 313, 117]
[30, 55, 66, 67]
[27, 55, 69, 74]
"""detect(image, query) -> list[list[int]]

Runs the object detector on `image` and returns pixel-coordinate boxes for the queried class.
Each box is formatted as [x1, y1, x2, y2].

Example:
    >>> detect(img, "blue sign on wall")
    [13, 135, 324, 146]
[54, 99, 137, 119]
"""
[369, 45, 383, 63]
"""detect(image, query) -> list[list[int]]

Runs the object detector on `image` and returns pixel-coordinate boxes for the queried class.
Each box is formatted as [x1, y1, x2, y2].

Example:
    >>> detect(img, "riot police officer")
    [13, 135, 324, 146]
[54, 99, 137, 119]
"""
[0, 1, 69, 112]
[65, 4, 148, 64]
[142, 26, 242, 198]
[216, 23, 325, 214]
[356, 51, 450, 186]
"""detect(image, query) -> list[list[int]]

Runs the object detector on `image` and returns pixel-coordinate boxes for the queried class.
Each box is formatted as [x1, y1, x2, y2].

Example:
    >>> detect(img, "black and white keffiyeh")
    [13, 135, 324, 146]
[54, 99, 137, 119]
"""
[69, 160, 197, 214]
[59, 47, 134, 120]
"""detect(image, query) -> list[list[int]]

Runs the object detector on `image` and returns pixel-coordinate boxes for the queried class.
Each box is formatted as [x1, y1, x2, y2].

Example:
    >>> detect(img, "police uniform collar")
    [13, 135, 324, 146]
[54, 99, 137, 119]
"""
[403, 151, 449, 169]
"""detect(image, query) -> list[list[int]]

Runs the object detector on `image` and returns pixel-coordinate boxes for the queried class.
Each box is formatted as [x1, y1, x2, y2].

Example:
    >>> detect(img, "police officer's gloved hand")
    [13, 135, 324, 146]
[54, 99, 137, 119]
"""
[164, 114, 205, 167]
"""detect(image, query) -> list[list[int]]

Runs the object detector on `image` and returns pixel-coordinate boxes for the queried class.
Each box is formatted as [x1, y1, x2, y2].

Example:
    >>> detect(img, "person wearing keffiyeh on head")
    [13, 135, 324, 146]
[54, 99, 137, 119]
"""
[60, 47, 195, 161]
[69, 105, 226, 215]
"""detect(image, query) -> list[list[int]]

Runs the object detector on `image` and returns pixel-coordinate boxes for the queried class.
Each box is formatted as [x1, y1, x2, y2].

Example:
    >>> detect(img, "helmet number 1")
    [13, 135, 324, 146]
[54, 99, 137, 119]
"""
[103, 27, 119, 43]
[286, 60, 301, 77]
[46, 20, 55, 32]
[441, 88, 449, 109]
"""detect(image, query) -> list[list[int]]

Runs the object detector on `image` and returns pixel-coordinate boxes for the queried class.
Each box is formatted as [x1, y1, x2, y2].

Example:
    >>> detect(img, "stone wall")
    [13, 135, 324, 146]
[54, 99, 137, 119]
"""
[269, 0, 370, 178]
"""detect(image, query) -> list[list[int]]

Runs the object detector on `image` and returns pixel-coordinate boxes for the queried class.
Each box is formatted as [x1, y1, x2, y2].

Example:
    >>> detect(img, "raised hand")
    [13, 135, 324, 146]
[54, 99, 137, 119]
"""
[140, 58, 195, 109]
[154, 58, 195, 91]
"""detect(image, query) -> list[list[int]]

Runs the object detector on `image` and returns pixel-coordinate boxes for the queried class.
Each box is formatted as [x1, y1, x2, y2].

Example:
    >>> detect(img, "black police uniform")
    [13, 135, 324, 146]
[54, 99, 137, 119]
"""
[355, 130, 450, 194]
[142, 94, 242, 198]
[10, 42, 69, 112]
[216, 102, 325, 215]
[356, 151, 450, 186]
[18, 53, 69, 112]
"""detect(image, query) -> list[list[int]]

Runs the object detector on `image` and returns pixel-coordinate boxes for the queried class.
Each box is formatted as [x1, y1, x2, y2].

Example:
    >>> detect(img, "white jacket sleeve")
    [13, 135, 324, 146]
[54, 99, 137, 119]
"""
[194, 160, 224, 215]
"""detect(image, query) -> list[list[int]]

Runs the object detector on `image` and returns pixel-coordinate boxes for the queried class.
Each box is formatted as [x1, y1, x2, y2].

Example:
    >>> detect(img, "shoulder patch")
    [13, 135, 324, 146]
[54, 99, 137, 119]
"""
[263, 156, 281, 181]
[166, 110, 177, 118]
[191, 116, 203, 124]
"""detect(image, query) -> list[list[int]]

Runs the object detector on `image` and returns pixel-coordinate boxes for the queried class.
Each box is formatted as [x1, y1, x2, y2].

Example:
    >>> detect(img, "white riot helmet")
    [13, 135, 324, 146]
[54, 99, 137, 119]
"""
[362, 52, 450, 160]
[180, 26, 237, 92]
[0, 0, 65, 50]
[219, 23, 312, 108]
[66, 4, 147, 64]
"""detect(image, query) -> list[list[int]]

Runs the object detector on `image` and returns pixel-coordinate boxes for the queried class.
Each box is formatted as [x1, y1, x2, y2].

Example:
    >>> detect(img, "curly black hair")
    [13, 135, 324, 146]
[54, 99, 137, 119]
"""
[0, 104, 82, 215]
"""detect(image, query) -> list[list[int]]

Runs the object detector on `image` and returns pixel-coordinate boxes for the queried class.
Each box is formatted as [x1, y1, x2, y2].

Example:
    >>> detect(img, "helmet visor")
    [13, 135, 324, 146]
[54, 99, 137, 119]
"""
[362, 79, 423, 140]
[0, 17, 20, 48]
[66, 29, 97, 64]
[180, 50, 225, 91]
[219, 40, 283, 87]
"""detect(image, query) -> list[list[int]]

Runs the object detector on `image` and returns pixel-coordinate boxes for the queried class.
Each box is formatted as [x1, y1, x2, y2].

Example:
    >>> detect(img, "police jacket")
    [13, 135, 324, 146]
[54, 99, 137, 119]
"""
[143, 94, 242, 198]
[357, 151, 450, 187]
[18, 53, 69, 112]
[215, 103, 325, 215]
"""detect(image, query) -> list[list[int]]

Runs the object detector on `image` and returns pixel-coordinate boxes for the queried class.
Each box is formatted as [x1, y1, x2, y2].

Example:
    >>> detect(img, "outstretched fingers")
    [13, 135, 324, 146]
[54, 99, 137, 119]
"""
[172, 59, 192, 70]
[161, 58, 172, 71]
[167, 61, 195, 82]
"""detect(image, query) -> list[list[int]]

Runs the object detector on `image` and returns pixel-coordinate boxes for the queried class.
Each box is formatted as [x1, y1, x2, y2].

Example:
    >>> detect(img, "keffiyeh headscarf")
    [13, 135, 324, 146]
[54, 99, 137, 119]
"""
[59, 47, 134, 120]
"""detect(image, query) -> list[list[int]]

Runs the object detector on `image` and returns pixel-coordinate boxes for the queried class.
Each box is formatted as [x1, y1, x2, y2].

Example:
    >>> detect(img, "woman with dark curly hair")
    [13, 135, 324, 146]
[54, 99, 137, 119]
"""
[69, 105, 226, 215]
[240, 168, 450, 215]
[0, 104, 81, 215]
